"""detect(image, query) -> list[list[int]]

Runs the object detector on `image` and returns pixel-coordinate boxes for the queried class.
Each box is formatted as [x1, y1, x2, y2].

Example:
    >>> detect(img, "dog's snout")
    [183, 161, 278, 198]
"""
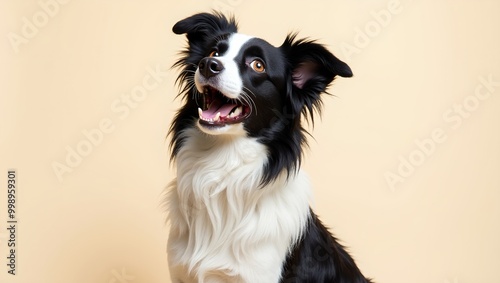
[199, 58, 224, 78]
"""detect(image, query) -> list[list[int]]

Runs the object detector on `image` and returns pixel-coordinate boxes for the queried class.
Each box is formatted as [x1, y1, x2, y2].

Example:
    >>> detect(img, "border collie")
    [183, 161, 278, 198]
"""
[166, 12, 373, 283]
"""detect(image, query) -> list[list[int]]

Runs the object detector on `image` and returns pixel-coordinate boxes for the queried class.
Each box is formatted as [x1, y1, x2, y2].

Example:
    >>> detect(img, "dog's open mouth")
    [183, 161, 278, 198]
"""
[198, 86, 251, 126]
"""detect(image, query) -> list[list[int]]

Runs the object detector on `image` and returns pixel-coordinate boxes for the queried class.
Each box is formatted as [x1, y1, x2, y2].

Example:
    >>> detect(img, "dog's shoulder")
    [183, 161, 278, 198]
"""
[281, 211, 374, 283]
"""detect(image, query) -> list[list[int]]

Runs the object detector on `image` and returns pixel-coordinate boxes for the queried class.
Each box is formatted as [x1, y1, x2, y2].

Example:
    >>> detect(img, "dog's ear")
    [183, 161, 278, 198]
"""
[173, 12, 238, 47]
[281, 34, 352, 121]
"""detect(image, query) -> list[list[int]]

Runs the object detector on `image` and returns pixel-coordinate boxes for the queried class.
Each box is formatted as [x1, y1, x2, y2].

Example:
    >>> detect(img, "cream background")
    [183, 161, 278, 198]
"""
[1, 0, 499, 282]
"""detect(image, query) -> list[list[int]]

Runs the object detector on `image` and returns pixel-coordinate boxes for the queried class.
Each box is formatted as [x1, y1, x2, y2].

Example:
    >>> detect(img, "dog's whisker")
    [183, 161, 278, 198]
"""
[241, 87, 258, 115]
[242, 86, 257, 98]
[240, 90, 257, 116]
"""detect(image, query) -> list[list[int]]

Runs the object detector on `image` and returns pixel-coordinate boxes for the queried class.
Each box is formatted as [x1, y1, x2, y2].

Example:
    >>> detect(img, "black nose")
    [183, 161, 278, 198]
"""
[198, 57, 224, 78]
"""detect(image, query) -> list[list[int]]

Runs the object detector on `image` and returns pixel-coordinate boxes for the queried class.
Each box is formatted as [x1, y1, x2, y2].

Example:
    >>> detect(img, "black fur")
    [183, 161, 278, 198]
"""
[170, 12, 238, 159]
[170, 12, 373, 282]
[281, 211, 373, 283]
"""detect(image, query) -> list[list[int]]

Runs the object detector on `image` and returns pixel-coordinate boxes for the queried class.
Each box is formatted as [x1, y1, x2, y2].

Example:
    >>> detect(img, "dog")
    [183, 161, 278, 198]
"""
[166, 12, 373, 283]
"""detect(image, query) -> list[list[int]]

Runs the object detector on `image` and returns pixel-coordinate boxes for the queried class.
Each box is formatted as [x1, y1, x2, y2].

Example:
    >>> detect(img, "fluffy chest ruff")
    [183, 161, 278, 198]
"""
[167, 128, 311, 283]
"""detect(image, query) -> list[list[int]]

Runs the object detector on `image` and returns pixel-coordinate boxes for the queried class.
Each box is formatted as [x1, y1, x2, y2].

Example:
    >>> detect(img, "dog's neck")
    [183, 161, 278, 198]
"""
[177, 128, 268, 196]
[167, 127, 312, 281]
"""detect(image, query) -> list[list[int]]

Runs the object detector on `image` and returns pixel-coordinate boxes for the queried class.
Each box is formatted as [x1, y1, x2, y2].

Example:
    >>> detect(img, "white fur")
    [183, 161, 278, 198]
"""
[194, 33, 253, 99]
[196, 121, 247, 137]
[166, 128, 312, 283]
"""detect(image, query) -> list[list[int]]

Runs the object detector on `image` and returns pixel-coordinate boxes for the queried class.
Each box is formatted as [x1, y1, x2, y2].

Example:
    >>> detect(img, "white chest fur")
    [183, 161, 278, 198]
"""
[166, 128, 312, 283]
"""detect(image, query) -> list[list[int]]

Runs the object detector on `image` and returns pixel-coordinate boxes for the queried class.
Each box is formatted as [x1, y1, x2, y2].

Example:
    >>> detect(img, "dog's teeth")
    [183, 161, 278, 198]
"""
[214, 112, 221, 122]
[231, 106, 242, 118]
[198, 108, 203, 118]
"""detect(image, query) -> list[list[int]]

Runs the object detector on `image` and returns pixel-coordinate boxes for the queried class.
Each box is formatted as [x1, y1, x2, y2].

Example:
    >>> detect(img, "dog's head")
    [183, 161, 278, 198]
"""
[171, 12, 352, 182]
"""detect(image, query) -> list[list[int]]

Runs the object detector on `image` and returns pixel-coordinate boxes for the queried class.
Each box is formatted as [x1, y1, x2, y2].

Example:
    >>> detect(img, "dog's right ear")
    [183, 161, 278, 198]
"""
[173, 12, 238, 47]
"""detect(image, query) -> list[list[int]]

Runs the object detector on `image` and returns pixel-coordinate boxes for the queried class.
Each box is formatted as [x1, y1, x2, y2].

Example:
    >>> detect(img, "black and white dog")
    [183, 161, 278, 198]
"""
[166, 12, 373, 283]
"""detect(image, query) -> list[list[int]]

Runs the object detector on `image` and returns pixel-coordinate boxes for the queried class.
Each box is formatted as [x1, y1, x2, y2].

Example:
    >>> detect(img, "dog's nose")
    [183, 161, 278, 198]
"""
[198, 58, 224, 78]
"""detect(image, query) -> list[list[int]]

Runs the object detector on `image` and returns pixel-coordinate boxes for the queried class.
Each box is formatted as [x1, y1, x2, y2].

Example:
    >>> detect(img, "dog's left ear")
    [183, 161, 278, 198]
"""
[282, 34, 352, 118]
[173, 12, 238, 49]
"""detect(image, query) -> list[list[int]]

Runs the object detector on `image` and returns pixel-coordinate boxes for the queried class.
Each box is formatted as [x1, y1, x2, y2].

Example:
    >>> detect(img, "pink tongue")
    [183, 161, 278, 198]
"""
[202, 102, 238, 119]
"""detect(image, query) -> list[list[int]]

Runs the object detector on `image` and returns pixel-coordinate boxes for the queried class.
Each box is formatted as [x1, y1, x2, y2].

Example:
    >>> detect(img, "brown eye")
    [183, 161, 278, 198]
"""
[250, 59, 265, 73]
[209, 50, 219, 57]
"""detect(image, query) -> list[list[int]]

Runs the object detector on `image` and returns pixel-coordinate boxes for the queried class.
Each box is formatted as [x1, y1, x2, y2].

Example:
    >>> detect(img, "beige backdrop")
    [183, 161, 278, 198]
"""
[1, 0, 499, 283]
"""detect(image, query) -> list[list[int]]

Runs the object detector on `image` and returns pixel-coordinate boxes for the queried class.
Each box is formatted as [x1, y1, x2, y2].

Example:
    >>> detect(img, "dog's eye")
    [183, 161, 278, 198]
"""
[249, 59, 265, 73]
[209, 50, 219, 57]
